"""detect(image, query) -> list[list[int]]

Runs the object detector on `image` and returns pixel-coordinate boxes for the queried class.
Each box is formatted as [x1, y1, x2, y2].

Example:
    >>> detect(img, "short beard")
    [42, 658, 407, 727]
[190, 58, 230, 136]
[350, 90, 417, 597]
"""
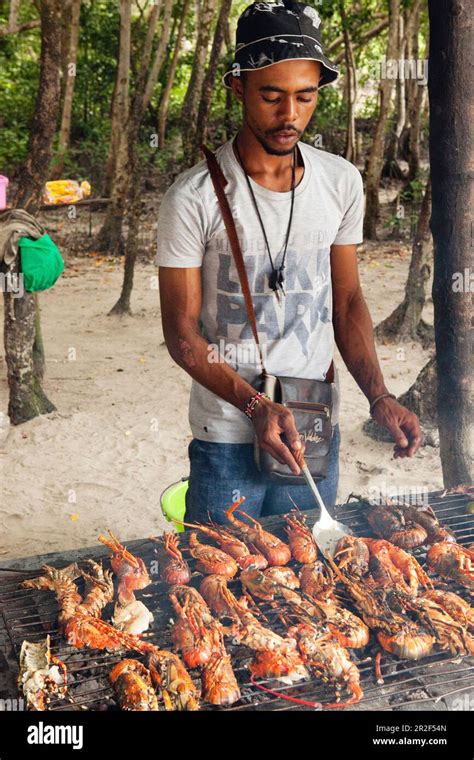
[243, 112, 301, 155]
[256, 133, 298, 156]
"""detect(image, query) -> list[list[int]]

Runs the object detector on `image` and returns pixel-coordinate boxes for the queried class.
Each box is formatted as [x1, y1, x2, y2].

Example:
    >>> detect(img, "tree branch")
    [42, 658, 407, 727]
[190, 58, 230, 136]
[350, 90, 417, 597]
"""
[0, 19, 41, 36]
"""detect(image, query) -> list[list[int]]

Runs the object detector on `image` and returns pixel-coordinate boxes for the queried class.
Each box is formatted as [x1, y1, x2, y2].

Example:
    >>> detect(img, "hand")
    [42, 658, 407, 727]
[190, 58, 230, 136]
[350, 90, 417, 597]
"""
[252, 398, 304, 475]
[371, 397, 423, 458]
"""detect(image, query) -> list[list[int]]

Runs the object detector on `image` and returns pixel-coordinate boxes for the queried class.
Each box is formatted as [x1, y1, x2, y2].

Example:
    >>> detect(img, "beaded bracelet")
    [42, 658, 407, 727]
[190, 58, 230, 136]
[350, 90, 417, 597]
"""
[244, 392, 271, 420]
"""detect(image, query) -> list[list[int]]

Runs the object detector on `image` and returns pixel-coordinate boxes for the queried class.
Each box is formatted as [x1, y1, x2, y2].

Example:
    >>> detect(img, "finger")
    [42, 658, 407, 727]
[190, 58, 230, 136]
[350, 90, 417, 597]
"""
[389, 423, 409, 449]
[280, 411, 303, 452]
[393, 446, 409, 459]
[401, 420, 423, 457]
[272, 438, 301, 475]
[260, 438, 297, 469]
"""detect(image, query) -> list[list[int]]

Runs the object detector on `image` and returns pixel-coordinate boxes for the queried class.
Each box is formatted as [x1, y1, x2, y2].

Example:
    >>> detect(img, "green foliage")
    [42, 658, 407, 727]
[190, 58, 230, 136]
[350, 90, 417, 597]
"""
[0, 28, 40, 170]
[0, 0, 429, 186]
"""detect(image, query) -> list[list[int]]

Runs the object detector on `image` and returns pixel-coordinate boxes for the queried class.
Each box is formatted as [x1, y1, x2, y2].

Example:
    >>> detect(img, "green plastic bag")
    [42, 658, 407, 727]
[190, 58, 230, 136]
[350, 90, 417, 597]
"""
[19, 233, 65, 292]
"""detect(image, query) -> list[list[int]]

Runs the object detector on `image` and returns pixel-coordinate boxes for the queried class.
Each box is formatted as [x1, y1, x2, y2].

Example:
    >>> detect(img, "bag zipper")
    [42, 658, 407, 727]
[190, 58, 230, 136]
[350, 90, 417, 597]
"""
[285, 401, 330, 418]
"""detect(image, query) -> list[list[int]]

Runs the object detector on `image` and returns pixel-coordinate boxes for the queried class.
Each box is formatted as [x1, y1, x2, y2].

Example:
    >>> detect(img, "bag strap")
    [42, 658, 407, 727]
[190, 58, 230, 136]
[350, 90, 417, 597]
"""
[201, 143, 268, 376]
[201, 143, 334, 384]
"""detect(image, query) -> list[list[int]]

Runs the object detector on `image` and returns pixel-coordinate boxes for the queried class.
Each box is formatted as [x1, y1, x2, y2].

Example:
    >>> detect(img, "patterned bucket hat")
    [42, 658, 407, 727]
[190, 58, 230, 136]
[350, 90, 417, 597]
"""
[222, 1, 339, 90]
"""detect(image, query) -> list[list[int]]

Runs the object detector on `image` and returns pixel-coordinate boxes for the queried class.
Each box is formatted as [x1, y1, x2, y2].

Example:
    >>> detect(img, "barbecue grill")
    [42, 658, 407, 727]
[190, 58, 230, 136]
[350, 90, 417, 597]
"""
[0, 490, 473, 712]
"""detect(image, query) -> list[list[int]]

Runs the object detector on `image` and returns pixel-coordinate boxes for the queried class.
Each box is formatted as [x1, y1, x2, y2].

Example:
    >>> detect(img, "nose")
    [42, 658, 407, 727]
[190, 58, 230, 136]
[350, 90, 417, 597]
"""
[278, 95, 299, 124]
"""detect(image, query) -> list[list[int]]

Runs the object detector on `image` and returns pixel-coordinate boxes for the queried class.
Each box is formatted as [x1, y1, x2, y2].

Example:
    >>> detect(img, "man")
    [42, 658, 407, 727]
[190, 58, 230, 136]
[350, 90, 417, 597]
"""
[156, 1, 422, 524]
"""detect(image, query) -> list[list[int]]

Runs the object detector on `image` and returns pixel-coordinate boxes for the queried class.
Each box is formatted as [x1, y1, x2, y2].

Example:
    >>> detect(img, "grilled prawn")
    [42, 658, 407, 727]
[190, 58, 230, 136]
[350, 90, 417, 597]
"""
[240, 567, 300, 604]
[422, 589, 474, 633]
[225, 497, 291, 566]
[201, 625, 241, 706]
[148, 650, 200, 711]
[188, 532, 238, 578]
[177, 519, 268, 570]
[395, 594, 474, 656]
[326, 555, 434, 660]
[169, 585, 220, 668]
[22, 565, 156, 655]
[363, 538, 432, 596]
[333, 536, 370, 578]
[110, 659, 159, 711]
[366, 502, 428, 549]
[426, 543, 474, 591]
[98, 531, 150, 605]
[200, 575, 308, 684]
[284, 507, 318, 564]
[78, 560, 114, 618]
[150, 532, 191, 585]
[287, 611, 363, 709]
[299, 561, 335, 601]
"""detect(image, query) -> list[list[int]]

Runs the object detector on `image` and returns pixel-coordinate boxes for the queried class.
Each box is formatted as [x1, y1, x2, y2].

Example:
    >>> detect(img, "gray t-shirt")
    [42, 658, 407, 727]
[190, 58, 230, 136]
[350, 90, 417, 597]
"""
[156, 136, 364, 443]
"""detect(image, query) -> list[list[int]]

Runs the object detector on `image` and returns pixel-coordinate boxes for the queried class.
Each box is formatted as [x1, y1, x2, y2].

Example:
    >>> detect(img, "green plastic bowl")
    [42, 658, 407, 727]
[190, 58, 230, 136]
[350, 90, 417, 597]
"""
[160, 478, 188, 532]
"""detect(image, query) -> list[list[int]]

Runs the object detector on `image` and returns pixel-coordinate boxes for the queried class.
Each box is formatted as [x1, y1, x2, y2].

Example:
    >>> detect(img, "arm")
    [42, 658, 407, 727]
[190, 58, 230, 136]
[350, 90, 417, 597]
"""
[331, 243, 422, 457]
[158, 266, 303, 473]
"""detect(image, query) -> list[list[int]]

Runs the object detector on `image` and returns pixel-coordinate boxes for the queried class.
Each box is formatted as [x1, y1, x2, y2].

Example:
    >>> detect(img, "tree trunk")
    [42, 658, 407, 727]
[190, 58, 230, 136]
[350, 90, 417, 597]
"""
[375, 175, 433, 346]
[97, 0, 173, 258]
[363, 357, 439, 447]
[109, 0, 174, 314]
[383, 13, 406, 180]
[339, 0, 357, 163]
[8, 0, 21, 30]
[180, 0, 217, 167]
[4, 0, 62, 424]
[108, 179, 142, 316]
[95, 0, 133, 254]
[363, 0, 400, 240]
[14, 0, 62, 213]
[158, 0, 190, 149]
[428, 0, 473, 487]
[407, 26, 428, 181]
[32, 292, 46, 380]
[191, 0, 231, 164]
[397, 2, 427, 182]
[104, 76, 119, 196]
[3, 273, 56, 425]
[50, 0, 81, 179]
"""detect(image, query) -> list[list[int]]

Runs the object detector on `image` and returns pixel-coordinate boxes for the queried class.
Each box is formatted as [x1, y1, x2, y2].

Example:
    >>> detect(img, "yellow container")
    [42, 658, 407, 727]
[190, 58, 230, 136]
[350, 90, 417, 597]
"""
[160, 478, 188, 532]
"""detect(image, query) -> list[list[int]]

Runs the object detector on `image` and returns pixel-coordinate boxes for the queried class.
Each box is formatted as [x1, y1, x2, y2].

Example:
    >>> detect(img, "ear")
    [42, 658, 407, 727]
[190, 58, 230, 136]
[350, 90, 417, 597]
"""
[230, 74, 245, 102]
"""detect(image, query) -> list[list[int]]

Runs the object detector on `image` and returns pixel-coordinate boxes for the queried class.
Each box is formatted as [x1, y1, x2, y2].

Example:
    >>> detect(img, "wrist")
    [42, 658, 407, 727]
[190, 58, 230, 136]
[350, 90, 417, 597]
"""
[244, 392, 271, 420]
[370, 392, 397, 417]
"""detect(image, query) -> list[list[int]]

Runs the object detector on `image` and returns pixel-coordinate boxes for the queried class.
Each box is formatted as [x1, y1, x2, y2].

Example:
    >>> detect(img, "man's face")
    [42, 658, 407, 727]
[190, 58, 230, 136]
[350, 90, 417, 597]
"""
[231, 59, 321, 156]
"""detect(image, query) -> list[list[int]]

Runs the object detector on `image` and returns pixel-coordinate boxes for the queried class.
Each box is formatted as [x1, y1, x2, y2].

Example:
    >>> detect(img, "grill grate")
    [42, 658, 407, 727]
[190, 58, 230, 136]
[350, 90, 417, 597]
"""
[0, 490, 473, 712]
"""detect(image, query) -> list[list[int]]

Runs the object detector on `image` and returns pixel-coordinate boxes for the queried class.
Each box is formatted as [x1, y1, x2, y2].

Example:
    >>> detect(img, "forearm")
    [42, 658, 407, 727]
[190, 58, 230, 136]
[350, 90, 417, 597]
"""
[334, 289, 389, 403]
[163, 318, 258, 414]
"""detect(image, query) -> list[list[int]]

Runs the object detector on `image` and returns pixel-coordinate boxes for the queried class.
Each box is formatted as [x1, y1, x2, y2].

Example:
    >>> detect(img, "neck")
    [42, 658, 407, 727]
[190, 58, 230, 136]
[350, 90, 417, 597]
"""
[233, 125, 301, 178]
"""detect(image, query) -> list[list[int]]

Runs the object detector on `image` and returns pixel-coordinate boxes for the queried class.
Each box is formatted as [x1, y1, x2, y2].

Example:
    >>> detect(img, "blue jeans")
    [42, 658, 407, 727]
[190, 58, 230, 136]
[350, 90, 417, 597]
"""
[185, 425, 340, 523]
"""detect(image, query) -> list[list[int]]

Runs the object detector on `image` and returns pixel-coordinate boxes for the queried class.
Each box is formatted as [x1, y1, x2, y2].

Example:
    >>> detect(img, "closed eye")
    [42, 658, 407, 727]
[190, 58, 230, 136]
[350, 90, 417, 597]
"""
[262, 96, 312, 104]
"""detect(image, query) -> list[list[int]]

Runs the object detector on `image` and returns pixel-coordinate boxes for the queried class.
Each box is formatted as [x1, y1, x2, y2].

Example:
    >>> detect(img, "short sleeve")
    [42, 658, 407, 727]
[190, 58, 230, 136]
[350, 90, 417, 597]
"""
[333, 163, 365, 245]
[155, 176, 207, 267]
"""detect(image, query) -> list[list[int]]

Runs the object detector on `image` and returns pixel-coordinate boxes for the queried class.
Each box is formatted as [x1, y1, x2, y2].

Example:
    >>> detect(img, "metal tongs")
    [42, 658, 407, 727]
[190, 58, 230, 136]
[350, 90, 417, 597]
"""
[296, 453, 352, 556]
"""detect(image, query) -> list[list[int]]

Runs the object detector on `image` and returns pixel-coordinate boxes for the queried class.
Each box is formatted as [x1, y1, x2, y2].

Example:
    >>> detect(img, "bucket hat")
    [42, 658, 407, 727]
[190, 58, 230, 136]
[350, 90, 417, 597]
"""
[222, 1, 339, 90]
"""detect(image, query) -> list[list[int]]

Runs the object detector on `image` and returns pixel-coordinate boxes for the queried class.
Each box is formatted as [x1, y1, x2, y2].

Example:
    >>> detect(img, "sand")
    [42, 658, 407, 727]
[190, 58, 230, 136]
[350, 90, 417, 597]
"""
[0, 239, 443, 562]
